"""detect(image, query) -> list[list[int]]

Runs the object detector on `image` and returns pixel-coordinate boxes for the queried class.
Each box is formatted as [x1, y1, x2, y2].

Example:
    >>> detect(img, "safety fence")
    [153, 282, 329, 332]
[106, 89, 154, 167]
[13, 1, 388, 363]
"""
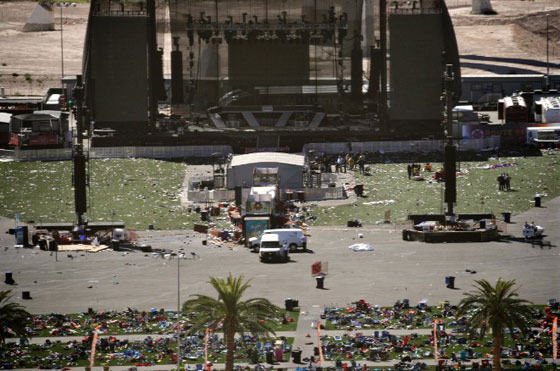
[12, 138, 501, 161]
[303, 186, 346, 200]
[303, 137, 501, 154]
[187, 189, 234, 203]
[186, 186, 345, 203]
[90, 145, 233, 159]
[13, 145, 233, 162]
[13, 148, 72, 161]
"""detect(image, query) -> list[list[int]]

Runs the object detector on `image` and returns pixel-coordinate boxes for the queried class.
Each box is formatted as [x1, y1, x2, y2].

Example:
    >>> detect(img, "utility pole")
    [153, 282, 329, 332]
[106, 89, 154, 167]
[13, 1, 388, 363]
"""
[59, 3, 64, 91]
[546, 13, 550, 90]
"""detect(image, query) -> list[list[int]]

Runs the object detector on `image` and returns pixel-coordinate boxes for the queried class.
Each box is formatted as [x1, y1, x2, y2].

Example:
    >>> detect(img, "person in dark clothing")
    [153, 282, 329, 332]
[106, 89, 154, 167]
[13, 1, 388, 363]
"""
[407, 164, 412, 179]
[497, 173, 505, 191]
[358, 154, 366, 174]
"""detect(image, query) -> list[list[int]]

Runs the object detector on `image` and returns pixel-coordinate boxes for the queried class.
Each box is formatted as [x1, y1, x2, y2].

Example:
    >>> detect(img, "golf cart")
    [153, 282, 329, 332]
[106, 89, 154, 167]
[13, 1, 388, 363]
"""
[522, 223, 545, 239]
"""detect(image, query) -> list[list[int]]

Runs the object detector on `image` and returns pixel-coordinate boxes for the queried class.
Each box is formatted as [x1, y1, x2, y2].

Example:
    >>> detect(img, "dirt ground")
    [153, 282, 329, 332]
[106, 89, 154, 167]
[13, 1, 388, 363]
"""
[0, 1, 88, 96]
[0, 0, 559, 96]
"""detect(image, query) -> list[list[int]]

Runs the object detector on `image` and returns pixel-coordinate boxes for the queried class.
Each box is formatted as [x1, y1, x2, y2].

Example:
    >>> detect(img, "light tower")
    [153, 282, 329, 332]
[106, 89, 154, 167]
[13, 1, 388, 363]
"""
[443, 64, 457, 217]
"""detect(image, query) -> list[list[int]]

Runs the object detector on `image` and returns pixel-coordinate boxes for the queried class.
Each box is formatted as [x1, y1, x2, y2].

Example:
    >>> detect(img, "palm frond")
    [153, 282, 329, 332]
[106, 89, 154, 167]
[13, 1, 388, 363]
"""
[0, 290, 32, 344]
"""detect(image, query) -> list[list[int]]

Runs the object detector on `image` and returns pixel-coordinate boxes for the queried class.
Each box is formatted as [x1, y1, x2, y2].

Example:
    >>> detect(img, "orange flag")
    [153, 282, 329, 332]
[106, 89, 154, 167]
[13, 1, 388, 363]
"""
[553, 317, 558, 361]
[90, 325, 100, 368]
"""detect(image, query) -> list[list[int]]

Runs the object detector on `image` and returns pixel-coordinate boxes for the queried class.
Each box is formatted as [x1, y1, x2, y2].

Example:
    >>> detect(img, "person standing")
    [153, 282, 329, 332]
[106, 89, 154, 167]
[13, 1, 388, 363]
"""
[346, 153, 354, 170]
[505, 173, 511, 191]
[497, 174, 504, 191]
[407, 164, 412, 179]
[358, 154, 366, 174]
[338, 155, 346, 173]
[323, 156, 331, 173]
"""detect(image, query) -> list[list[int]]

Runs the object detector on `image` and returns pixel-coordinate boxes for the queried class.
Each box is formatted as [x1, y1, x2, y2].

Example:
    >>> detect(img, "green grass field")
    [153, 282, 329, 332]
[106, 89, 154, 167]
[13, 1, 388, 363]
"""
[309, 150, 560, 226]
[0, 150, 558, 230]
[28, 309, 299, 337]
[0, 159, 198, 230]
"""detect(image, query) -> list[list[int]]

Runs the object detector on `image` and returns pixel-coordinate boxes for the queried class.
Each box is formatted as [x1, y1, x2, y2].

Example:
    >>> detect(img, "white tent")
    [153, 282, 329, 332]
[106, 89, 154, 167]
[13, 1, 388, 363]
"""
[227, 152, 304, 189]
[0, 112, 12, 125]
[23, 2, 55, 32]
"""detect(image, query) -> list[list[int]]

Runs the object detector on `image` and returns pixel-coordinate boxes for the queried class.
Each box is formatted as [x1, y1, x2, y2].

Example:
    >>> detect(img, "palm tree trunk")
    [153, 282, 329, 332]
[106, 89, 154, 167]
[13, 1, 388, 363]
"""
[225, 324, 236, 371]
[493, 329, 502, 371]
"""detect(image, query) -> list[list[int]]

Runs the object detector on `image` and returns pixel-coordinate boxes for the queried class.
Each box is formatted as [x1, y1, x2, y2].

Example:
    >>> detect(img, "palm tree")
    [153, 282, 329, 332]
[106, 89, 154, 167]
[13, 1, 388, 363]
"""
[0, 290, 32, 344]
[457, 279, 534, 371]
[182, 274, 281, 371]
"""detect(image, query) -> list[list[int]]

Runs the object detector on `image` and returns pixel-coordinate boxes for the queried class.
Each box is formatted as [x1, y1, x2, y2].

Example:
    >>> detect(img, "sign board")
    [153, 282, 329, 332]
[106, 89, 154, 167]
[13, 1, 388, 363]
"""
[253, 167, 278, 186]
[243, 216, 270, 246]
[311, 261, 328, 277]
[246, 200, 272, 215]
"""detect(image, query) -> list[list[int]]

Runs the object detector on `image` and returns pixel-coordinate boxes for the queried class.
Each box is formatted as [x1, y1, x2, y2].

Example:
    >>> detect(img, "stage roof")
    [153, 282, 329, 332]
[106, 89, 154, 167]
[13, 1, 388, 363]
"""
[230, 152, 304, 168]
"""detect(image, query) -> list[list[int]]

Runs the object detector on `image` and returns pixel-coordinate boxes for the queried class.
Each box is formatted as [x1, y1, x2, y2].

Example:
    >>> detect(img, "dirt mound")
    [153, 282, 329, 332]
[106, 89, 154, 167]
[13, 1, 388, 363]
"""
[515, 10, 560, 45]
[453, 3, 560, 75]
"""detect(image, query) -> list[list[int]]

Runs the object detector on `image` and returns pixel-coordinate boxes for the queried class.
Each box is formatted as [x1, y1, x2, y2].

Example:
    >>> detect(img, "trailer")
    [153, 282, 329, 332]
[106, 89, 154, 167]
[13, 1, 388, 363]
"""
[8, 111, 68, 148]
[503, 96, 528, 123]
[540, 96, 560, 123]
[526, 126, 560, 147]
[0, 112, 11, 147]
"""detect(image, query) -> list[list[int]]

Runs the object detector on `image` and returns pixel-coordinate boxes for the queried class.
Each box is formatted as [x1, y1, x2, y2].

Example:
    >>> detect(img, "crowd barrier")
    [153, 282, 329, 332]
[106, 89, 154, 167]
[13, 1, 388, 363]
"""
[13, 138, 500, 161]
[303, 137, 501, 154]
[13, 145, 233, 162]
[186, 186, 345, 203]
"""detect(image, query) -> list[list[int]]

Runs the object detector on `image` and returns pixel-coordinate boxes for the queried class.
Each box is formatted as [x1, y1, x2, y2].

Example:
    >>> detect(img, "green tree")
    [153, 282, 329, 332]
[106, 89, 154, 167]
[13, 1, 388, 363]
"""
[0, 290, 32, 344]
[182, 274, 281, 371]
[457, 279, 534, 371]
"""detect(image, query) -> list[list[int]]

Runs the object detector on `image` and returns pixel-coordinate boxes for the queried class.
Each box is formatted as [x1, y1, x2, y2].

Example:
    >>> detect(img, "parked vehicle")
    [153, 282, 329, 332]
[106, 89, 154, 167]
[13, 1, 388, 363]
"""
[259, 233, 289, 263]
[250, 228, 307, 252]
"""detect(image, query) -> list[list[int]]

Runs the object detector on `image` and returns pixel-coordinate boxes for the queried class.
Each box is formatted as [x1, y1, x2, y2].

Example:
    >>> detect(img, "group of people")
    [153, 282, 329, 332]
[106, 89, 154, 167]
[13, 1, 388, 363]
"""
[497, 173, 512, 191]
[333, 153, 367, 174]
[406, 164, 423, 179]
[309, 153, 367, 174]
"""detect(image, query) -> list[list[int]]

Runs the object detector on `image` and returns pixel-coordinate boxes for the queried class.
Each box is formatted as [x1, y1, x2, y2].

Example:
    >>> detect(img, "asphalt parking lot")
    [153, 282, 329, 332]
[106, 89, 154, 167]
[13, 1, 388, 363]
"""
[0, 196, 558, 315]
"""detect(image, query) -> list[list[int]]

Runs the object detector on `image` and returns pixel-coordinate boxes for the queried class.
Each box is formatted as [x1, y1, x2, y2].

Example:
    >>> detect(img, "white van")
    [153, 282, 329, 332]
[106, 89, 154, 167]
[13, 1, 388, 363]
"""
[250, 228, 307, 252]
[259, 233, 289, 263]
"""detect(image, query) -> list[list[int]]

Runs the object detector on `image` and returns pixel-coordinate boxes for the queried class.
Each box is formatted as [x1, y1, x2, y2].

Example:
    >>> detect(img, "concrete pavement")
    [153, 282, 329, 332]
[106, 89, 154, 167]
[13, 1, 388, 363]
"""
[1, 195, 558, 370]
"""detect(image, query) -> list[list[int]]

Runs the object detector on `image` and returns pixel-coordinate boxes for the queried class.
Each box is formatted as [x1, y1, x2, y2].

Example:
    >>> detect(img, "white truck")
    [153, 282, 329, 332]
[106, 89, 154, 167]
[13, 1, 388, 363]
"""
[250, 228, 307, 252]
[259, 233, 290, 263]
